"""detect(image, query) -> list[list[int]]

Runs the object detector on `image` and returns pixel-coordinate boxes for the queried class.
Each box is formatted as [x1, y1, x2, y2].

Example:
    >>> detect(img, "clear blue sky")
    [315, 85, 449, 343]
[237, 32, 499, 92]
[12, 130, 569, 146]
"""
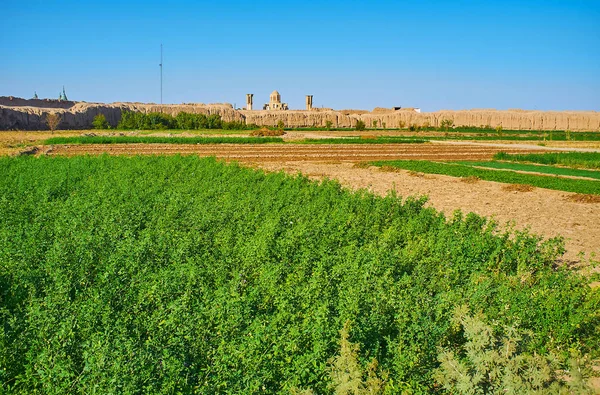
[1, 0, 599, 111]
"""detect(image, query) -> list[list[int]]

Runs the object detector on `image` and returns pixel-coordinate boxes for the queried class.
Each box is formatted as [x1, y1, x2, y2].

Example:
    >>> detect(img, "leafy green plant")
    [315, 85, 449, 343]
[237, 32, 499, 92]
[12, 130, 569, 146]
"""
[277, 119, 285, 130]
[355, 120, 366, 131]
[372, 120, 378, 129]
[434, 307, 594, 394]
[326, 120, 333, 131]
[0, 156, 598, 393]
[92, 113, 109, 129]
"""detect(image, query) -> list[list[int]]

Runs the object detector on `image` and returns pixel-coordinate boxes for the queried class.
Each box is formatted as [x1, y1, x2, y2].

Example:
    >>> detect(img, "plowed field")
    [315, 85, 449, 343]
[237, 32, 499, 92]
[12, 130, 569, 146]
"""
[48, 142, 540, 162]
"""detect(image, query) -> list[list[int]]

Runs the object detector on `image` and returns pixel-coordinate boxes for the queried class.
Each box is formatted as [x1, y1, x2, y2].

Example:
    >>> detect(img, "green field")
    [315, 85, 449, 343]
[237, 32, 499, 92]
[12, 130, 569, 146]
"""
[494, 151, 600, 169]
[1, 156, 598, 393]
[458, 160, 600, 180]
[44, 136, 284, 145]
[369, 160, 600, 195]
[301, 137, 427, 144]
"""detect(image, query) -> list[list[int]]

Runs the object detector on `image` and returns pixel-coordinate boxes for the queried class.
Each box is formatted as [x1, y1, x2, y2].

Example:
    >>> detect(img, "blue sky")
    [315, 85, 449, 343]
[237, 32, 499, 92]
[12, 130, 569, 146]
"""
[1, 0, 599, 111]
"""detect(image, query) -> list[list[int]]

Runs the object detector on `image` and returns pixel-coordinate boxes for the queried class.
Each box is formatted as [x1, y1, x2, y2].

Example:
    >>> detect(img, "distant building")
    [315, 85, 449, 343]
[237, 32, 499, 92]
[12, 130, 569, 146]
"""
[263, 90, 288, 111]
[414, 108, 421, 113]
[58, 86, 68, 101]
[33, 92, 38, 99]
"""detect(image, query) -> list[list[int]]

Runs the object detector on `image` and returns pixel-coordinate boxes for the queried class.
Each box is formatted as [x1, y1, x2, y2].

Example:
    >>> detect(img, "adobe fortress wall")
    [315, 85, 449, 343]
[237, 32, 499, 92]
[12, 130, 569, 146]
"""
[1, 97, 598, 131]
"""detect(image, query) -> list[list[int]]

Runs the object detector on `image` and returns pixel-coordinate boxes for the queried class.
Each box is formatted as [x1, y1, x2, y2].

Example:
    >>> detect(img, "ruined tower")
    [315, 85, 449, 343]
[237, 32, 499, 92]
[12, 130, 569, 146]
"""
[246, 94, 253, 111]
[306, 95, 313, 111]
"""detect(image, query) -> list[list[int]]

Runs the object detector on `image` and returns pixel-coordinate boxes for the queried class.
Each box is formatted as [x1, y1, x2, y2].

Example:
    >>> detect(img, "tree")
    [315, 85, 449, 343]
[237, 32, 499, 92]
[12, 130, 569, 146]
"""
[440, 119, 454, 132]
[325, 120, 333, 131]
[92, 114, 109, 129]
[46, 113, 61, 133]
[372, 120, 378, 129]
[277, 120, 285, 131]
[355, 120, 366, 131]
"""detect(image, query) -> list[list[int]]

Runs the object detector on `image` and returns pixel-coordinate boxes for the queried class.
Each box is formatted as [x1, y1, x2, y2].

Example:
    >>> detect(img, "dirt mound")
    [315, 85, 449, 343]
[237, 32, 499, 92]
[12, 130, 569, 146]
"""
[565, 194, 600, 203]
[250, 128, 285, 136]
[502, 184, 535, 192]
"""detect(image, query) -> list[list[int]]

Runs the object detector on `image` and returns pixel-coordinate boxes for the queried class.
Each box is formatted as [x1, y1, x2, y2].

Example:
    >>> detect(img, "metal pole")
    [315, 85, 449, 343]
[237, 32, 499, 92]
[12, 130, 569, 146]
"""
[160, 44, 163, 106]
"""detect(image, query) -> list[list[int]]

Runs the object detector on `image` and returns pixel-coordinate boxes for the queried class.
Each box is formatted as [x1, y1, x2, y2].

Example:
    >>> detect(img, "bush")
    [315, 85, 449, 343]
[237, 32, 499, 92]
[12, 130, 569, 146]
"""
[277, 120, 285, 130]
[355, 120, 366, 131]
[46, 113, 61, 132]
[118, 111, 231, 130]
[440, 119, 454, 131]
[433, 307, 594, 393]
[92, 114, 109, 130]
[325, 120, 333, 131]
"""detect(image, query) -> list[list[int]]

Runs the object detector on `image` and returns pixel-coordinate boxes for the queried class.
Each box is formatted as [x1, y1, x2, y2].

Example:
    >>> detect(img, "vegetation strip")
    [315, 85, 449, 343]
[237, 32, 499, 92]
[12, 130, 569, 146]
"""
[458, 161, 600, 180]
[1, 155, 598, 392]
[370, 160, 600, 195]
[301, 137, 428, 144]
[494, 151, 600, 170]
[44, 136, 284, 145]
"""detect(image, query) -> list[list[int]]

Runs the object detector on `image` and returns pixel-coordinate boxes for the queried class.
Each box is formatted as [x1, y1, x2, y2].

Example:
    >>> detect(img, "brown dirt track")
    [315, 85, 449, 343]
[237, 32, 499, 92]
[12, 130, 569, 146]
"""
[48, 142, 539, 162]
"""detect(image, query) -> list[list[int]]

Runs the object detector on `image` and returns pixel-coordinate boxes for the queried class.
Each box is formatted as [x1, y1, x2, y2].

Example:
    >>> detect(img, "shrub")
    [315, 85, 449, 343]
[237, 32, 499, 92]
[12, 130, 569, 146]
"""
[382, 122, 386, 130]
[325, 120, 333, 131]
[46, 112, 61, 132]
[355, 120, 366, 131]
[372, 120, 378, 129]
[440, 119, 454, 131]
[92, 114, 109, 130]
[433, 307, 594, 394]
[408, 124, 420, 132]
[277, 120, 285, 131]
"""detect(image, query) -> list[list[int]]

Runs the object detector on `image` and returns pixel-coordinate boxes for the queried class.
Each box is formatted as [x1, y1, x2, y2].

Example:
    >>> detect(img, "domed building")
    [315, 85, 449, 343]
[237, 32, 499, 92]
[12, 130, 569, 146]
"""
[263, 90, 288, 111]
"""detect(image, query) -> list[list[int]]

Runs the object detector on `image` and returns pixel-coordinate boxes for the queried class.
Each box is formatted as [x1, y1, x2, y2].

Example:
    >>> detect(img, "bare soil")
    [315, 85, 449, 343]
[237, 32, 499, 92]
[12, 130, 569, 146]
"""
[255, 161, 600, 265]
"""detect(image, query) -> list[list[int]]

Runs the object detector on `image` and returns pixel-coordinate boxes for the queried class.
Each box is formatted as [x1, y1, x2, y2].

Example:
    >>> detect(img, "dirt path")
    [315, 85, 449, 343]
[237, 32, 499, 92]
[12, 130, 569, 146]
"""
[256, 161, 600, 265]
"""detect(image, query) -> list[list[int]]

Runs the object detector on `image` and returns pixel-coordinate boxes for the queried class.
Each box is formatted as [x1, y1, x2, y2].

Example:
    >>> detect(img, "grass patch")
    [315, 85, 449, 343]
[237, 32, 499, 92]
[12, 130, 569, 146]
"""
[371, 160, 600, 195]
[461, 161, 600, 180]
[44, 136, 284, 145]
[494, 151, 600, 170]
[302, 137, 428, 144]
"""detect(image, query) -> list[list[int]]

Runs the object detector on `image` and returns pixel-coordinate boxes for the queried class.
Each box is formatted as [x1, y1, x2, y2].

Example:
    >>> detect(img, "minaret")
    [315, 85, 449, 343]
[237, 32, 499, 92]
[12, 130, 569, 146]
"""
[246, 94, 253, 111]
[62, 86, 68, 101]
[33, 91, 38, 99]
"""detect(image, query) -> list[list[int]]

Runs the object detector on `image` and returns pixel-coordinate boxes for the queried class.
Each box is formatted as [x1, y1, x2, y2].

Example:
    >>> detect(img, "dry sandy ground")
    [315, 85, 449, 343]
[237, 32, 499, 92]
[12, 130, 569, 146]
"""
[256, 161, 600, 267]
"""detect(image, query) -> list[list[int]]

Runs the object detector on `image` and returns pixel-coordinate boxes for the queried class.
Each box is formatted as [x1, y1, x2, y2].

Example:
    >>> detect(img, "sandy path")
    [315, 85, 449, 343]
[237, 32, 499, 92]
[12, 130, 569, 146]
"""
[257, 161, 599, 264]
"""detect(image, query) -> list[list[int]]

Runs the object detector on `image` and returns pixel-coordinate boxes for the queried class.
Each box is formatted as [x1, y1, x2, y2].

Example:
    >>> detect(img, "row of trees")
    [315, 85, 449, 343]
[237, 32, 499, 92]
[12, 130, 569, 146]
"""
[113, 111, 255, 130]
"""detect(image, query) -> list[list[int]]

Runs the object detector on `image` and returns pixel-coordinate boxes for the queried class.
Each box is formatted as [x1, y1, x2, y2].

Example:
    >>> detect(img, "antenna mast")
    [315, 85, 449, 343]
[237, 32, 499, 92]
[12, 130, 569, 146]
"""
[160, 44, 163, 105]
